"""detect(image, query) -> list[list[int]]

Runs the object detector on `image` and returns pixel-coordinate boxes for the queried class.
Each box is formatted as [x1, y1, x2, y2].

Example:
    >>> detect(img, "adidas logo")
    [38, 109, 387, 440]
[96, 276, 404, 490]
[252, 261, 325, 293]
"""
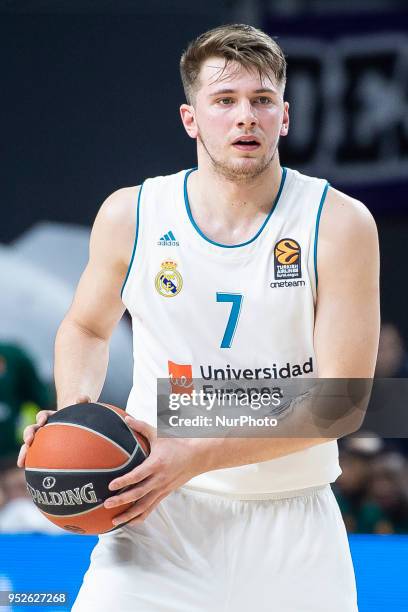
[157, 230, 179, 246]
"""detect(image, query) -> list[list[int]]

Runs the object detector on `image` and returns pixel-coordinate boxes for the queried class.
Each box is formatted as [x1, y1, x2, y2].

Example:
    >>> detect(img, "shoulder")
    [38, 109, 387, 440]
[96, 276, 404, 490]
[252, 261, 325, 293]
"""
[319, 186, 378, 252]
[288, 168, 377, 240]
[317, 186, 379, 286]
[96, 186, 140, 227]
[90, 186, 141, 268]
[96, 169, 184, 225]
[90, 170, 186, 265]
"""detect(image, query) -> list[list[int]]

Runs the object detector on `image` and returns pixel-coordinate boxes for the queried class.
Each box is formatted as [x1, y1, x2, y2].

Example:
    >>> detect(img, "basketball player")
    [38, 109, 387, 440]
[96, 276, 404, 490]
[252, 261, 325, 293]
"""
[18, 24, 379, 611]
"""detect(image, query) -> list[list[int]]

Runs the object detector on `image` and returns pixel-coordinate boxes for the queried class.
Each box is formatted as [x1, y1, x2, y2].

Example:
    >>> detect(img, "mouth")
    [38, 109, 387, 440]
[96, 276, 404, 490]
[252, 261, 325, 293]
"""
[232, 139, 261, 151]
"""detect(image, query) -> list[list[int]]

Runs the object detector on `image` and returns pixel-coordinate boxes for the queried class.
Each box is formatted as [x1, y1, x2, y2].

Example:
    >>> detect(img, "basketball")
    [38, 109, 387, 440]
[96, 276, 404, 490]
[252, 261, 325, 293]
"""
[24, 402, 149, 535]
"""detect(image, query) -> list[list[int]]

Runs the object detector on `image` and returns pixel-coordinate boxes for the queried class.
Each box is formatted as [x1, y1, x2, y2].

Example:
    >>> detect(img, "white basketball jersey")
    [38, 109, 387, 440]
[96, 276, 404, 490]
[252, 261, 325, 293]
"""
[121, 166, 341, 498]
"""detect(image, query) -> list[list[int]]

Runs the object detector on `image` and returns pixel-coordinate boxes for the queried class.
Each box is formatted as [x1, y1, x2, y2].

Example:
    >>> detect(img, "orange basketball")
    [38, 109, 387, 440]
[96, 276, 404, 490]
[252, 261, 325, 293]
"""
[24, 402, 149, 535]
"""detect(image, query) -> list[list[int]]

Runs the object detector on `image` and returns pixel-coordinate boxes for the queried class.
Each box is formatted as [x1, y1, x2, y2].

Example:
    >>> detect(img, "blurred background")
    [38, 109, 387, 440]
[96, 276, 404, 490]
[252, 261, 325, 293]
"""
[1, 3, 408, 605]
[1, 0, 408, 529]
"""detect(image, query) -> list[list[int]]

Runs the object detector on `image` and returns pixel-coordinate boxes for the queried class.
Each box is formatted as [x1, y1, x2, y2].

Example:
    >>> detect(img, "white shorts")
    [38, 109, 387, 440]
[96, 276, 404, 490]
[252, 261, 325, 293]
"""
[72, 484, 358, 612]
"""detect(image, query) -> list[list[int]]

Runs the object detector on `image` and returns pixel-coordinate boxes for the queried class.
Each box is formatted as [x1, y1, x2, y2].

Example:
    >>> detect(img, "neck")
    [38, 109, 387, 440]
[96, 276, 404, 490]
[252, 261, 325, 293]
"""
[187, 155, 283, 230]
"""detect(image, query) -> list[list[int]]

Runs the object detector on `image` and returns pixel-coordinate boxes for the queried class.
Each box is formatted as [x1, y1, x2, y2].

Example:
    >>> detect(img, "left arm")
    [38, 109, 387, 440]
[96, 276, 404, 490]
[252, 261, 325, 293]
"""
[107, 188, 380, 525]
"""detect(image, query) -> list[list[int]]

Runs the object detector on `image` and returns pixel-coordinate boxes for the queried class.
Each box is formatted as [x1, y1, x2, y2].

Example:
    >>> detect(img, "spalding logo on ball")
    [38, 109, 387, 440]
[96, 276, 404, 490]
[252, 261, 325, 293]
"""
[24, 403, 149, 535]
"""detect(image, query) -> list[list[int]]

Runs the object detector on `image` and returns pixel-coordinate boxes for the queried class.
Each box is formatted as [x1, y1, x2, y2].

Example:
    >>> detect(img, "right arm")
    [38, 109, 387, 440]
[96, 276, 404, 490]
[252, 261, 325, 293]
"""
[17, 186, 139, 466]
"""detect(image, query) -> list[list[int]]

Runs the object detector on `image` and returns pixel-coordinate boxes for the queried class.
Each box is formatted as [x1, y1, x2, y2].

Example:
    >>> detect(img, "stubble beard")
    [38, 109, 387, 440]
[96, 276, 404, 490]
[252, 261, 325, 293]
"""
[197, 129, 279, 183]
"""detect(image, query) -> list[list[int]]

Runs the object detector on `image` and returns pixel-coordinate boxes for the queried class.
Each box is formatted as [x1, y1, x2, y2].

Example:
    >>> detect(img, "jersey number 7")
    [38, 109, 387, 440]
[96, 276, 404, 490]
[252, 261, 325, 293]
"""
[216, 293, 243, 349]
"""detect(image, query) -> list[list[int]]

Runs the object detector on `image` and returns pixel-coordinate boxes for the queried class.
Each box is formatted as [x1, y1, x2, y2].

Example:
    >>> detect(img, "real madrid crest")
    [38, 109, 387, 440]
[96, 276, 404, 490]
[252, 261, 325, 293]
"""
[155, 260, 183, 297]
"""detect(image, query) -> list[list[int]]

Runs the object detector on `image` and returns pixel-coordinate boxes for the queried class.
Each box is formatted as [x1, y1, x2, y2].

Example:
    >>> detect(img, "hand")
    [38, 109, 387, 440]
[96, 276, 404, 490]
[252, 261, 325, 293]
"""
[104, 415, 204, 527]
[16, 395, 91, 468]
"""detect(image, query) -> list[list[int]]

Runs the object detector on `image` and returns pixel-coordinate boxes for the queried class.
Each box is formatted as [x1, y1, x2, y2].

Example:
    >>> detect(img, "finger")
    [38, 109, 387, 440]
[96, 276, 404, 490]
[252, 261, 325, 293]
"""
[104, 478, 154, 508]
[23, 424, 40, 444]
[109, 456, 158, 491]
[24, 410, 54, 445]
[17, 444, 27, 468]
[125, 416, 156, 442]
[35, 411, 51, 425]
[112, 489, 164, 526]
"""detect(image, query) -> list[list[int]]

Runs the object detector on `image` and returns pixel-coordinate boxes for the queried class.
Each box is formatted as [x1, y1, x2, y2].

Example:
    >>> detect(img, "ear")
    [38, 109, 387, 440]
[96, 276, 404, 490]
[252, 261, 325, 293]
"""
[280, 101, 289, 136]
[180, 103, 198, 139]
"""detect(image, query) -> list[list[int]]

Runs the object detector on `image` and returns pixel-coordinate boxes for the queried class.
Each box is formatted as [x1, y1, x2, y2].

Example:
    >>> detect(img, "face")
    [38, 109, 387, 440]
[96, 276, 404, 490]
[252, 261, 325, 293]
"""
[180, 56, 289, 182]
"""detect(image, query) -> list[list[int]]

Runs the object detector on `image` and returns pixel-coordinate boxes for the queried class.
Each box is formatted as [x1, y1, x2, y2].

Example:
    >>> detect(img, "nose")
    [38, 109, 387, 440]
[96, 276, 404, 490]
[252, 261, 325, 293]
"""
[236, 99, 258, 129]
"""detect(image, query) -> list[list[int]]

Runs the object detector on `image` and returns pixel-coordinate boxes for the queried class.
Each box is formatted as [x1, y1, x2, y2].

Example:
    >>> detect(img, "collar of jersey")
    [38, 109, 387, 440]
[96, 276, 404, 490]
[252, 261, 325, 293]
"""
[183, 166, 287, 249]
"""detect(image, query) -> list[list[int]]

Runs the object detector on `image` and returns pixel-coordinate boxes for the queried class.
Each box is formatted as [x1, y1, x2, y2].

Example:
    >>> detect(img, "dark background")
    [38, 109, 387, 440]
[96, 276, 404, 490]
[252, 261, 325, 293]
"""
[2, 1, 408, 339]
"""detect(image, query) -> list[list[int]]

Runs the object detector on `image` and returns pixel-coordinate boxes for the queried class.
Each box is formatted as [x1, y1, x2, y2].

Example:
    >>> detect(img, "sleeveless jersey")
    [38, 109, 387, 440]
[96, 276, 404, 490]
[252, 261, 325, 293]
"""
[121, 166, 341, 498]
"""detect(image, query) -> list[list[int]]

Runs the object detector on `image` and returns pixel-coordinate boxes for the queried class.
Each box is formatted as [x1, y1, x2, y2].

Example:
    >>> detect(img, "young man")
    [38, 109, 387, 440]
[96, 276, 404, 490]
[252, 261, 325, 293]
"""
[18, 24, 379, 611]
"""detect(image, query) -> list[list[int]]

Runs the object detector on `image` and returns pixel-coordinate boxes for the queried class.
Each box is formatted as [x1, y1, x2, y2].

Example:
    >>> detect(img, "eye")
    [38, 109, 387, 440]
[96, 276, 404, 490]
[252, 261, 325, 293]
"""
[217, 98, 234, 105]
[255, 97, 273, 105]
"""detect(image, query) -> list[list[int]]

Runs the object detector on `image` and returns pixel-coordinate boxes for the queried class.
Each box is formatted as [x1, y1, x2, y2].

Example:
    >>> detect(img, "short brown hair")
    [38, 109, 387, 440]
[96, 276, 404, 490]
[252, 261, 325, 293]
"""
[180, 24, 287, 104]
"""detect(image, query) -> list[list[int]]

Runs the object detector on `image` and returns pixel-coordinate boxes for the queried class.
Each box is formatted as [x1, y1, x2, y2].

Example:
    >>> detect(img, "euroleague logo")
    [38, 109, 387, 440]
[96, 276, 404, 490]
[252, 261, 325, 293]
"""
[274, 238, 301, 280]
